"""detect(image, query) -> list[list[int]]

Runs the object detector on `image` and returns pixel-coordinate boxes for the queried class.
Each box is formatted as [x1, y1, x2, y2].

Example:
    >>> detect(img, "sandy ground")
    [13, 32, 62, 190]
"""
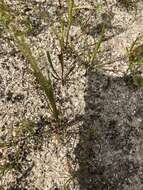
[0, 0, 143, 189]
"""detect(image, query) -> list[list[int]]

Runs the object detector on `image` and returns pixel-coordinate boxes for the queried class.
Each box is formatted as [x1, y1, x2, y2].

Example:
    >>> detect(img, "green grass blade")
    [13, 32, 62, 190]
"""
[89, 25, 105, 65]
[13, 34, 59, 121]
[0, 3, 59, 121]
[46, 51, 61, 79]
[59, 17, 65, 82]
[65, 0, 74, 47]
[52, 23, 65, 83]
[64, 64, 76, 80]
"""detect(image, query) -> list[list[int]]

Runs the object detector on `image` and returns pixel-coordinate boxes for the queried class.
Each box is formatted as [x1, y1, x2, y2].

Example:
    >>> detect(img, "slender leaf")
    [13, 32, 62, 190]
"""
[65, 0, 74, 47]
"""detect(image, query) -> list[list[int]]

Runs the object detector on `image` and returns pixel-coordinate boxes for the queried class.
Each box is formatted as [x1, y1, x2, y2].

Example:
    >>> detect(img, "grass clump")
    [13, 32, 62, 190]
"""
[0, 0, 105, 186]
[50, 0, 75, 85]
[49, 0, 104, 84]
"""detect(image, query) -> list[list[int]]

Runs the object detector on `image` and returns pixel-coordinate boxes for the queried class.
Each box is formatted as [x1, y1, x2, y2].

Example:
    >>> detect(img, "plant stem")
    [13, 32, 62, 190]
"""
[65, 0, 74, 47]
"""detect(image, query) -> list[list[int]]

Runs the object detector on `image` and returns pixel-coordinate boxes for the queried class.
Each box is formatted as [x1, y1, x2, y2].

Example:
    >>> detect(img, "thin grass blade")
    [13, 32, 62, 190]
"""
[90, 25, 105, 65]
[13, 34, 59, 121]
[65, 0, 74, 47]
[46, 51, 61, 79]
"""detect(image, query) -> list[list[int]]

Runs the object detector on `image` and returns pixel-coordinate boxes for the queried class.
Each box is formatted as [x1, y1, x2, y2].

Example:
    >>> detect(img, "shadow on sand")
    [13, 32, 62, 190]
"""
[75, 69, 143, 190]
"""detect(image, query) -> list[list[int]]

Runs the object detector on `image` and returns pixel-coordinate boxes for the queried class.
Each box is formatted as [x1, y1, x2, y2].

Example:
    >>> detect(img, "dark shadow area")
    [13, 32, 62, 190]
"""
[116, 0, 139, 10]
[75, 69, 143, 190]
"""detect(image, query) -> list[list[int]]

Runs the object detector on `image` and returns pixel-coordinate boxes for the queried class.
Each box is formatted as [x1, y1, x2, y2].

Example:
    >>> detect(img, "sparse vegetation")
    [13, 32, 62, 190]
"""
[0, 0, 143, 189]
[0, 0, 105, 184]
[0, 120, 36, 176]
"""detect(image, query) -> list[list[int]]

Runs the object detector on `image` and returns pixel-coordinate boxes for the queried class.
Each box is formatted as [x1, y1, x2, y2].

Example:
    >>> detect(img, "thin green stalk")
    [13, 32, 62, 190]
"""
[0, 2, 59, 122]
[52, 18, 65, 84]
[13, 34, 59, 121]
[89, 25, 105, 65]
[59, 17, 65, 83]
[65, 0, 74, 47]
[64, 64, 76, 81]
[46, 51, 61, 80]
